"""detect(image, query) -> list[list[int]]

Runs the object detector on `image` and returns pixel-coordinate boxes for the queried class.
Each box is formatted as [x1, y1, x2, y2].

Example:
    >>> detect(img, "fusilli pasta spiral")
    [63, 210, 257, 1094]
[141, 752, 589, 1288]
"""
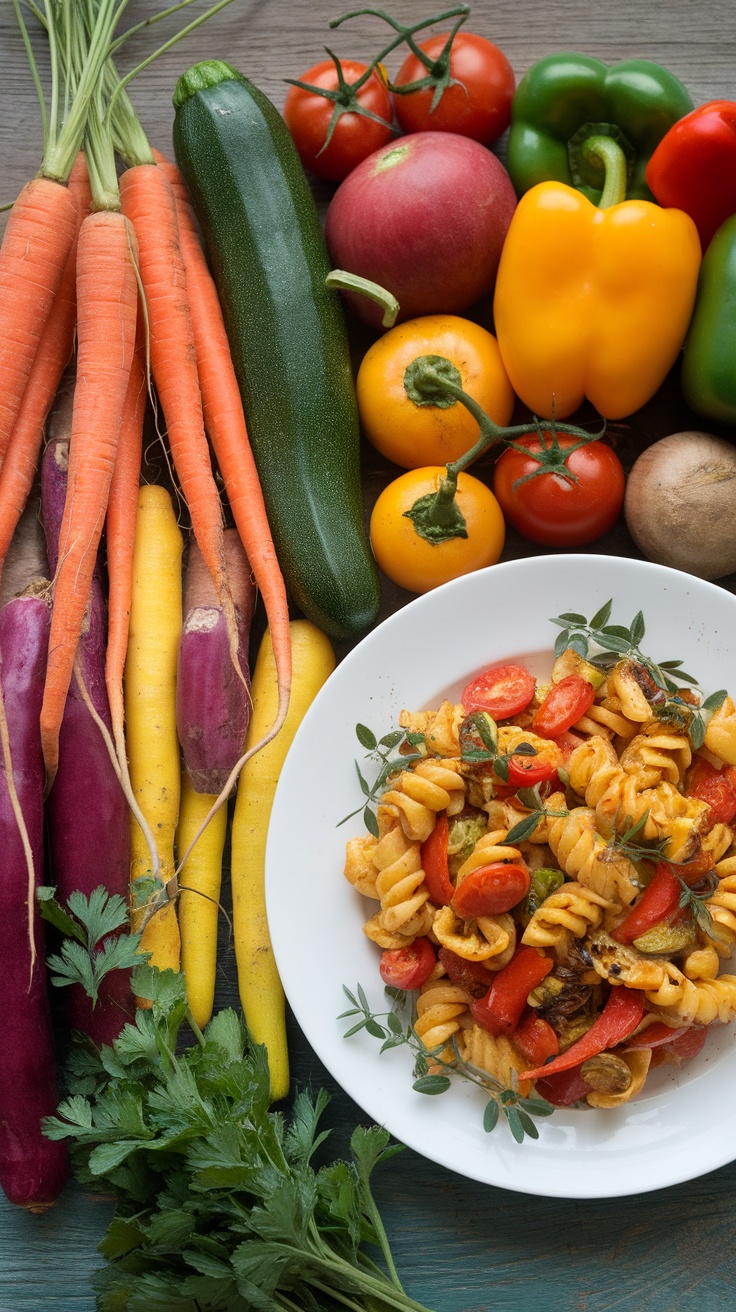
[522, 882, 615, 957]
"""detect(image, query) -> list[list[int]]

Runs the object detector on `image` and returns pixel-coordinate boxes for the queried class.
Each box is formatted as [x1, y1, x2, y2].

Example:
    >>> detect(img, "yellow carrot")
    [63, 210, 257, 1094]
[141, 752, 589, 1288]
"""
[177, 770, 227, 1029]
[232, 620, 335, 1099]
[125, 485, 183, 975]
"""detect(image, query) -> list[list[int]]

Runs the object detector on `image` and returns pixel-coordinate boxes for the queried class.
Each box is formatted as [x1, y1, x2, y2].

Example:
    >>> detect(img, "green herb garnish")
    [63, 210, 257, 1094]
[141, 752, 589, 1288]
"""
[340, 985, 554, 1144]
[339, 723, 427, 837]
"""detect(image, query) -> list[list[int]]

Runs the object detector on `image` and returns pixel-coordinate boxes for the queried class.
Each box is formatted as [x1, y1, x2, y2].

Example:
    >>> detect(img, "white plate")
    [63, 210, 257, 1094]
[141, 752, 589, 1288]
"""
[266, 554, 736, 1199]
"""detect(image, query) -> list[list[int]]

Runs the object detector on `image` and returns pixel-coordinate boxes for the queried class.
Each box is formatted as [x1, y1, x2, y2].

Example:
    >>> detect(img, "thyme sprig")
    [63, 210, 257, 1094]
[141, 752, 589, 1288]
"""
[549, 600, 727, 750]
[604, 813, 722, 940]
[339, 723, 427, 837]
[340, 985, 554, 1142]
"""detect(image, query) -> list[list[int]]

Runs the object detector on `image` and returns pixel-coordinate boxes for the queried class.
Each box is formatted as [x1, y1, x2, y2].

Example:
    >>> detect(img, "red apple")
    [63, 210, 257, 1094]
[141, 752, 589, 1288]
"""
[325, 131, 517, 329]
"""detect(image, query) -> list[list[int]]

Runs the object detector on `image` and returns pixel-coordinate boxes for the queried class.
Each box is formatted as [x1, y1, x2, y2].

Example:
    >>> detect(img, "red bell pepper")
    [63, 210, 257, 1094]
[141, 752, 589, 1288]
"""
[471, 946, 552, 1036]
[685, 757, 736, 828]
[520, 986, 646, 1082]
[535, 1063, 592, 1107]
[438, 947, 495, 999]
[420, 812, 454, 906]
[512, 1009, 559, 1067]
[647, 100, 736, 252]
[611, 863, 681, 945]
[625, 1020, 707, 1063]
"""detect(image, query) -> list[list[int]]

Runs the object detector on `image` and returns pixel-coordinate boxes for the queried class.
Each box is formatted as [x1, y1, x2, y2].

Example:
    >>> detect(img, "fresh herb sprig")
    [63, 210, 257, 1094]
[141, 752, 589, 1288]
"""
[340, 985, 554, 1143]
[549, 601, 727, 748]
[504, 785, 569, 844]
[45, 962, 434, 1312]
[605, 813, 723, 940]
[37, 886, 143, 1006]
[339, 723, 427, 837]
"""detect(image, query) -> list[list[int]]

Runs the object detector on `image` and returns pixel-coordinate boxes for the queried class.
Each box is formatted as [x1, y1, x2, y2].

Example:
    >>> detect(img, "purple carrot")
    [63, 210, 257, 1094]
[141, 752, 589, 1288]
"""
[41, 434, 133, 1047]
[177, 529, 254, 794]
[0, 583, 68, 1211]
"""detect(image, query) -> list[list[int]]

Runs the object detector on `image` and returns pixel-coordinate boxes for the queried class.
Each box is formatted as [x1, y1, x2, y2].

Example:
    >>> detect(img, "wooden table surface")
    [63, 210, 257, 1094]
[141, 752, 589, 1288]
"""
[2, 1, 736, 1309]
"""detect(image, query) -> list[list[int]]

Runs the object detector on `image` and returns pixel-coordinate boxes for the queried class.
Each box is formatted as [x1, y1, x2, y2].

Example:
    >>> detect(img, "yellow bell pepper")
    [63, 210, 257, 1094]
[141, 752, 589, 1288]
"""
[493, 136, 701, 420]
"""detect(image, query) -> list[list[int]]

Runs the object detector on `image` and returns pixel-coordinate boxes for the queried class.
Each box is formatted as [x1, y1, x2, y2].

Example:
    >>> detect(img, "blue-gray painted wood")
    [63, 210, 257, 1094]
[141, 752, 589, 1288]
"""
[3, 0, 736, 1307]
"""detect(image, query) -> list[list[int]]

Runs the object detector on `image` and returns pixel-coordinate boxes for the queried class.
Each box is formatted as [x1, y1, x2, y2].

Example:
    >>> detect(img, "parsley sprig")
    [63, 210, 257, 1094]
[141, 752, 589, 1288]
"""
[340, 984, 554, 1143]
[339, 723, 426, 837]
[37, 886, 143, 1006]
[45, 962, 434, 1312]
[549, 600, 727, 748]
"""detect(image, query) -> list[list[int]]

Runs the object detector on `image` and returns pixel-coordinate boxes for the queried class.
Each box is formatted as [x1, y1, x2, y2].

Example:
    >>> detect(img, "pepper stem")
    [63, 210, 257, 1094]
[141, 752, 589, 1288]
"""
[582, 135, 628, 209]
[403, 355, 605, 543]
[325, 270, 400, 327]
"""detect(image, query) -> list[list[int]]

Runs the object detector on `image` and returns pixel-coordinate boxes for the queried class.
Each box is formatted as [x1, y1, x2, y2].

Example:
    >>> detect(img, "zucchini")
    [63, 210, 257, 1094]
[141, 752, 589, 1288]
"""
[172, 61, 380, 643]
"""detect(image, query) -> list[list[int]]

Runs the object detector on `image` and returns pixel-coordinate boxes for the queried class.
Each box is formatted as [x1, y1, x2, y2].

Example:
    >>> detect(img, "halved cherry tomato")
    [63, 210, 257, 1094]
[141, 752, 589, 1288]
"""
[420, 813, 454, 907]
[505, 753, 557, 788]
[452, 861, 530, 919]
[438, 947, 495, 998]
[512, 1009, 560, 1067]
[552, 729, 587, 761]
[471, 948, 553, 1036]
[686, 758, 736, 827]
[532, 674, 596, 738]
[379, 937, 436, 990]
[612, 864, 681, 945]
[535, 1064, 592, 1106]
[461, 664, 535, 718]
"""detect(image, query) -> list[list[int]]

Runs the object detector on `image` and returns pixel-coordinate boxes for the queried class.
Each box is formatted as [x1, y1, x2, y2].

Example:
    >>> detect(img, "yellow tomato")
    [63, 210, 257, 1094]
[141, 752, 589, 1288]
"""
[357, 315, 515, 469]
[370, 467, 505, 594]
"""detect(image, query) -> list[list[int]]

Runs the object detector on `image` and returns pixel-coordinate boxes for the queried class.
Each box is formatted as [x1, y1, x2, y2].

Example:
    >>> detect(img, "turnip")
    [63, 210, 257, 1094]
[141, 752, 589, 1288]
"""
[41, 430, 133, 1047]
[624, 431, 736, 580]
[0, 511, 67, 1210]
[177, 530, 254, 794]
[325, 131, 516, 329]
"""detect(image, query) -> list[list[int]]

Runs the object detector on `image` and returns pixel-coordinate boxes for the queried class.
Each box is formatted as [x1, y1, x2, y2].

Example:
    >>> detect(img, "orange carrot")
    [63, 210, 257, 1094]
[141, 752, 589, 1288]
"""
[0, 179, 79, 470]
[0, 156, 91, 579]
[40, 210, 139, 783]
[105, 327, 146, 757]
[118, 163, 240, 679]
[152, 148, 292, 733]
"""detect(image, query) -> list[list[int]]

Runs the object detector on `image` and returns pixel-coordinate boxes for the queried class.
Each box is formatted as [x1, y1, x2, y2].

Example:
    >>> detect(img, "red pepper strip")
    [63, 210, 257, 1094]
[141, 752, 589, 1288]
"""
[512, 1009, 559, 1067]
[685, 757, 736, 828]
[519, 986, 646, 1082]
[535, 1064, 592, 1107]
[470, 947, 552, 1037]
[624, 1020, 686, 1050]
[420, 812, 453, 907]
[647, 100, 736, 252]
[611, 863, 681, 945]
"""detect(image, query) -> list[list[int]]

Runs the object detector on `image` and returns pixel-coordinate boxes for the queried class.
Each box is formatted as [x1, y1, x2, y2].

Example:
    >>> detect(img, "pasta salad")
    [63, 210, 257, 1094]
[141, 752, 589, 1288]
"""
[342, 602, 736, 1137]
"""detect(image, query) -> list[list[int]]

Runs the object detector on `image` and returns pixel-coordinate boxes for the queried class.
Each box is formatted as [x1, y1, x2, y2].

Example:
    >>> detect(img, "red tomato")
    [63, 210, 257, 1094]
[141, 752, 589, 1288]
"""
[552, 729, 587, 761]
[379, 937, 436, 990]
[505, 754, 557, 788]
[461, 664, 535, 718]
[420, 813, 454, 907]
[686, 758, 736, 827]
[392, 32, 515, 145]
[452, 862, 530, 918]
[532, 675, 596, 738]
[283, 59, 394, 182]
[438, 947, 495, 998]
[493, 434, 625, 547]
[512, 1010, 560, 1067]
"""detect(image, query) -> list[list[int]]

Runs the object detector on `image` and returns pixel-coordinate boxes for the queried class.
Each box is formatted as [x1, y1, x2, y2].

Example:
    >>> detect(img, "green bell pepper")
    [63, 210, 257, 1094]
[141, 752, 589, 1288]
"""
[682, 214, 736, 421]
[506, 52, 693, 203]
